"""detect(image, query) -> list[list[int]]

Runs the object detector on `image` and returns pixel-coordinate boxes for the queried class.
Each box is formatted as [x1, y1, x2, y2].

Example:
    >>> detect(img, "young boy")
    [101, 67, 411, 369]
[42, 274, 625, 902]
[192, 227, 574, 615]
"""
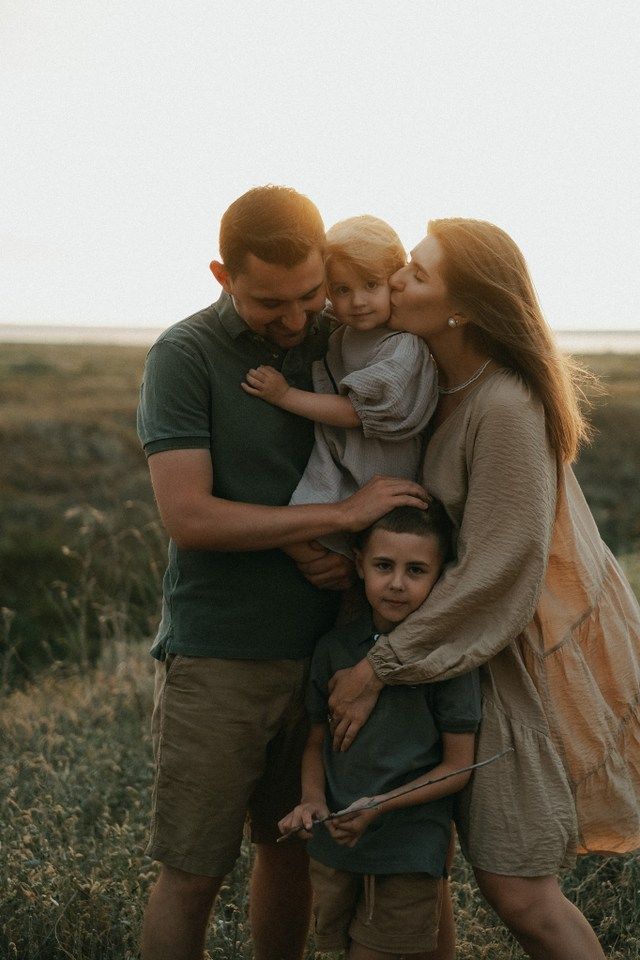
[279, 503, 482, 959]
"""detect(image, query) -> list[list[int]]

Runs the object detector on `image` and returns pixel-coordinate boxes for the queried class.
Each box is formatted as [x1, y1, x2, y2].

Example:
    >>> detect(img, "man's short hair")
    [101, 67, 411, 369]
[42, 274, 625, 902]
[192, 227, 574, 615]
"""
[219, 185, 325, 277]
[353, 502, 454, 563]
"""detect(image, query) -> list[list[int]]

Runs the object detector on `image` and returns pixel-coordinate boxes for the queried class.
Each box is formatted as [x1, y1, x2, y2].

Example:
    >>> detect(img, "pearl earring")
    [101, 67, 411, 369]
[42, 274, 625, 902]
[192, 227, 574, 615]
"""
[447, 317, 457, 328]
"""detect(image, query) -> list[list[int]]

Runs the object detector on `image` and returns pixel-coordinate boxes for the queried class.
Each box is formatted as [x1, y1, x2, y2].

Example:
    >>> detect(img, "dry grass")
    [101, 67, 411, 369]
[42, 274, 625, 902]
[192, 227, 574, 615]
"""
[1, 636, 639, 960]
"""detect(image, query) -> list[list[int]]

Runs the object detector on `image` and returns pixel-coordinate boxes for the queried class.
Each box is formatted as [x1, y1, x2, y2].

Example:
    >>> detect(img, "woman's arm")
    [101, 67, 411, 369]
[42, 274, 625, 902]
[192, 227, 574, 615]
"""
[370, 392, 558, 683]
[242, 365, 361, 427]
[329, 390, 557, 744]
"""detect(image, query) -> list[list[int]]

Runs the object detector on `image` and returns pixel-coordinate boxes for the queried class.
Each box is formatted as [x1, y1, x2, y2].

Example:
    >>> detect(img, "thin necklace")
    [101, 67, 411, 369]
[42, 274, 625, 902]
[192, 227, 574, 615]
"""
[438, 358, 492, 395]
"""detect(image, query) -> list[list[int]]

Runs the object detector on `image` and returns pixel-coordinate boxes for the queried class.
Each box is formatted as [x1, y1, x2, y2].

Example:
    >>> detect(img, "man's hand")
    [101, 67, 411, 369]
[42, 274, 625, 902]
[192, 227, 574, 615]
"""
[328, 657, 383, 751]
[278, 798, 330, 840]
[340, 475, 428, 532]
[242, 365, 290, 404]
[325, 797, 380, 847]
[295, 547, 356, 591]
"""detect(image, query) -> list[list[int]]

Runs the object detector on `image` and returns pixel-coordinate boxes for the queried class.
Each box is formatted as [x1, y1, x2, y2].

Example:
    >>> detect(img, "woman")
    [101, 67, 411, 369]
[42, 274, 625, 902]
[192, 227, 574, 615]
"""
[328, 219, 640, 960]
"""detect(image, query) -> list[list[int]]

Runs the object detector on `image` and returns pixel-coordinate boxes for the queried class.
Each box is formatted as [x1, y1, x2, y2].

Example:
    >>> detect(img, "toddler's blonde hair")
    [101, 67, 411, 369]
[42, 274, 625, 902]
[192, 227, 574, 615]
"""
[325, 215, 406, 282]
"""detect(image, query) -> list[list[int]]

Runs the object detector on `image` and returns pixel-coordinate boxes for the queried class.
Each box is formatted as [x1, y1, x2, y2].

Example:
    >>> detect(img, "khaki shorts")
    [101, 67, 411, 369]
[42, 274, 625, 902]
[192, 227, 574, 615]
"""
[310, 859, 443, 954]
[148, 654, 309, 877]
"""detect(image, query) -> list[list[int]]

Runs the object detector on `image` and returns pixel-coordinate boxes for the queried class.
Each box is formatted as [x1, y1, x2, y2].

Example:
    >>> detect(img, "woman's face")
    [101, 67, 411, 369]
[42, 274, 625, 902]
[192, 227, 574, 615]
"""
[388, 236, 455, 340]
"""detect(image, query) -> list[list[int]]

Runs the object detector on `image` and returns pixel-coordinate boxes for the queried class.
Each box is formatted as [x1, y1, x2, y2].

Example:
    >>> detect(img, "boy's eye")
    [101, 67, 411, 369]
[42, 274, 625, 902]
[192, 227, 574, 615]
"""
[331, 285, 350, 296]
[374, 561, 392, 571]
[408, 565, 427, 576]
[365, 280, 380, 290]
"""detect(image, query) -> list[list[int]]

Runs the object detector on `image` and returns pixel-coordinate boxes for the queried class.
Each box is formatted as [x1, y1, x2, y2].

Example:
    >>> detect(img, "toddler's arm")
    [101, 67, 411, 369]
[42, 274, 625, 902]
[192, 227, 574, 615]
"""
[242, 365, 361, 428]
[278, 723, 330, 837]
[326, 731, 475, 847]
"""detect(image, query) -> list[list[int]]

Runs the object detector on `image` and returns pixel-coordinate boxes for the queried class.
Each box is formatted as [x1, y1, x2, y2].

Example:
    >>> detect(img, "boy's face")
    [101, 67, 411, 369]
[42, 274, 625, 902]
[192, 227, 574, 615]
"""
[327, 261, 391, 332]
[355, 528, 443, 633]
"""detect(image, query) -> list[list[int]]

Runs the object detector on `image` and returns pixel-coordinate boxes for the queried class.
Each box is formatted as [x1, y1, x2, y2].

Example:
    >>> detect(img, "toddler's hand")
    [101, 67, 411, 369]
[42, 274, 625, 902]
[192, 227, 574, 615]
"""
[278, 799, 330, 840]
[325, 797, 379, 847]
[242, 365, 290, 404]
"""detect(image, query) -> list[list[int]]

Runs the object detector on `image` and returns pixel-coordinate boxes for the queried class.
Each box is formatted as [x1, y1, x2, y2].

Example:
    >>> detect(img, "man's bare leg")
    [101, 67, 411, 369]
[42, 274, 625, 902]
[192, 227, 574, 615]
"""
[250, 842, 313, 960]
[141, 864, 223, 960]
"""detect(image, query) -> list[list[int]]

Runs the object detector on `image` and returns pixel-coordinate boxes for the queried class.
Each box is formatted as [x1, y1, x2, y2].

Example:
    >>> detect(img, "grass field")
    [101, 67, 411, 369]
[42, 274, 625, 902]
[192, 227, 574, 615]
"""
[1, 343, 639, 958]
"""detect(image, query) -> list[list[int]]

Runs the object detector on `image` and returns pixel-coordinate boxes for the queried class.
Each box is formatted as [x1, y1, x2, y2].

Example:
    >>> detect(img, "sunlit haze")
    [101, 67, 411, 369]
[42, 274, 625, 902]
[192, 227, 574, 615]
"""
[3, 0, 639, 332]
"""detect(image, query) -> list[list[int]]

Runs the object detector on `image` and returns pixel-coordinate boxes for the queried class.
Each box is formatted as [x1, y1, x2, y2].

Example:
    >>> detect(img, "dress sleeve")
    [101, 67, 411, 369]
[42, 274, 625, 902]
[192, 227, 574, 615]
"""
[137, 339, 212, 456]
[340, 333, 438, 441]
[368, 392, 558, 683]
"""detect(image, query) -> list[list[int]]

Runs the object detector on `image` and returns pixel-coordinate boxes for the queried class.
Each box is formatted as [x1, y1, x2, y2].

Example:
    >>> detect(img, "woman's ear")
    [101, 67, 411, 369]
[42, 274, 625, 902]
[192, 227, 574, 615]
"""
[210, 260, 232, 293]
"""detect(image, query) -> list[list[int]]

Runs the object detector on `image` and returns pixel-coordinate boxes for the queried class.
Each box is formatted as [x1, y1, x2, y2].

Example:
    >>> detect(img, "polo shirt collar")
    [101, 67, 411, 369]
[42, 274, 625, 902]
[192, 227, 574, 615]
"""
[216, 292, 251, 340]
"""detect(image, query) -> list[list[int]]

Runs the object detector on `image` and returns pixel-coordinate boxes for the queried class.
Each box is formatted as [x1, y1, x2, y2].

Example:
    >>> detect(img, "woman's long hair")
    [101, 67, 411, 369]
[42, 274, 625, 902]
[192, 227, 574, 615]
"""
[429, 218, 594, 463]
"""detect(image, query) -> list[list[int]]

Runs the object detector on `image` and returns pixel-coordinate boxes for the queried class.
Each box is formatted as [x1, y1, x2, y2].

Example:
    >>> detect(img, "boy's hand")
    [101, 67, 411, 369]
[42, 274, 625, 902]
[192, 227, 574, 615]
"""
[278, 799, 330, 840]
[325, 797, 379, 847]
[242, 366, 290, 403]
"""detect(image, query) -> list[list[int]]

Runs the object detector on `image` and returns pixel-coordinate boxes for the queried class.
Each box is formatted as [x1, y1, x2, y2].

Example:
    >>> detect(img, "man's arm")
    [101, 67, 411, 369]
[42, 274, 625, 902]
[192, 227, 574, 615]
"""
[147, 448, 428, 552]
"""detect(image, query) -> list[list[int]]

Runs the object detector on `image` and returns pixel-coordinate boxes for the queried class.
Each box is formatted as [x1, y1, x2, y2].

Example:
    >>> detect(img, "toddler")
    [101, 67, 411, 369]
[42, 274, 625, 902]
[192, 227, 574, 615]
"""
[242, 215, 438, 557]
[279, 504, 482, 959]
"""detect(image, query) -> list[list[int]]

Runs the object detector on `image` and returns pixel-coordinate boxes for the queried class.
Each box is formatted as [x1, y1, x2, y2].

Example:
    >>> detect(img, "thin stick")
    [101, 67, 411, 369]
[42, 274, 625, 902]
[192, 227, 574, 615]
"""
[277, 746, 514, 843]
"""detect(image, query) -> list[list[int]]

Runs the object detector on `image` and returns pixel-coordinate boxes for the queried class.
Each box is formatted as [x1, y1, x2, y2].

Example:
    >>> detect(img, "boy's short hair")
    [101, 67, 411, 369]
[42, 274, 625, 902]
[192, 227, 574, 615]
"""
[325, 215, 406, 282]
[219, 185, 325, 277]
[354, 501, 454, 563]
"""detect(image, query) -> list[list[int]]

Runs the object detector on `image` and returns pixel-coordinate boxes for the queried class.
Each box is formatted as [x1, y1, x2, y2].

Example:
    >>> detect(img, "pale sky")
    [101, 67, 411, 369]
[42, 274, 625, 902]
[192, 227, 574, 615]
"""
[3, 0, 639, 331]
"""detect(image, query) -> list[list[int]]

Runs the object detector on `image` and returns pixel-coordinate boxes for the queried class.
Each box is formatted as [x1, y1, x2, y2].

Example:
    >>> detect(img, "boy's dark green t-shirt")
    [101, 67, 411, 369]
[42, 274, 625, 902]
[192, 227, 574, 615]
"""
[307, 613, 482, 876]
[137, 294, 340, 661]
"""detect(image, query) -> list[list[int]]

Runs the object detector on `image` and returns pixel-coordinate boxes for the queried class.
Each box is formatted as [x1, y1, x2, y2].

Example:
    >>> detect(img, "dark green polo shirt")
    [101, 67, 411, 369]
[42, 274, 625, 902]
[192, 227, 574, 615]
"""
[307, 613, 482, 875]
[137, 293, 340, 661]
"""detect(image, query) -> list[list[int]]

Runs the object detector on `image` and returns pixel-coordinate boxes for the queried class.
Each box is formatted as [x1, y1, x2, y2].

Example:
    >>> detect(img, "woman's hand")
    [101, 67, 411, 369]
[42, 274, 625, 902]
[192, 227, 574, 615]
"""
[278, 798, 330, 840]
[340, 475, 428, 532]
[242, 365, 290, 403]
[328, 657, 384, 751]
[325, 797, 380, 847]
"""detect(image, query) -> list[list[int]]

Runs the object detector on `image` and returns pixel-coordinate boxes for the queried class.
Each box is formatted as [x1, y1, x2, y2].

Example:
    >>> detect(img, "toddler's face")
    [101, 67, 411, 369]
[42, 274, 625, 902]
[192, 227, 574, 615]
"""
[356, 528, 443, 634]
[327, 261, 391, 332]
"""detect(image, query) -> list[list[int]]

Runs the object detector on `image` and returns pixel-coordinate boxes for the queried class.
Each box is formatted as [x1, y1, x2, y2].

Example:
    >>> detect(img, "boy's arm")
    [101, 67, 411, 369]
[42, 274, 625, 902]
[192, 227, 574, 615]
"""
[278, 723, 329, 836]
[326, 731, 475, 847]
[242, 365, 361, 428]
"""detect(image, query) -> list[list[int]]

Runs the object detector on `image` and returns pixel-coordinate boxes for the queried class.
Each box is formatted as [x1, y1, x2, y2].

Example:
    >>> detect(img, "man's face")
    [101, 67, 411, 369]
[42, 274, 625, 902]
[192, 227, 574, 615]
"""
[211, 249, 326, 349]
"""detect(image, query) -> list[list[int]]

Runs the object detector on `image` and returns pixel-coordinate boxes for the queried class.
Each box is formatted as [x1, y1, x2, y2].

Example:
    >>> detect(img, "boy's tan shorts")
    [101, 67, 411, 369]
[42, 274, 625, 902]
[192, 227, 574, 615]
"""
[310, 859, 443, 954]
[148, 653, 309, 877]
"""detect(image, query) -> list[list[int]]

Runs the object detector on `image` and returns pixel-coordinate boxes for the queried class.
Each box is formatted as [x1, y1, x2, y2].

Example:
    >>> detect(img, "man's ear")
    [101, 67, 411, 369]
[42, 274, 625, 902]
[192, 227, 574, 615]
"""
[353, 548, 365, 581]
[210, 260, 232, 293]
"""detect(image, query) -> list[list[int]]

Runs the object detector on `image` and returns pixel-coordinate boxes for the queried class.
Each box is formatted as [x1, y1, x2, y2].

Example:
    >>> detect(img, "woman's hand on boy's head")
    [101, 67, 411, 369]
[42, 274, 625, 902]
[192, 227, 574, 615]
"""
[242, 365, 290, 403]
[278, 799, 330, 840]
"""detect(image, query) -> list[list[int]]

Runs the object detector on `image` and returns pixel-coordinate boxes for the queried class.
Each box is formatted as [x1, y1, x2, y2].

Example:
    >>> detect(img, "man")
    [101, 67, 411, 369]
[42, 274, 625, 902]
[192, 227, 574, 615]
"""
[137, 185, 425, 960]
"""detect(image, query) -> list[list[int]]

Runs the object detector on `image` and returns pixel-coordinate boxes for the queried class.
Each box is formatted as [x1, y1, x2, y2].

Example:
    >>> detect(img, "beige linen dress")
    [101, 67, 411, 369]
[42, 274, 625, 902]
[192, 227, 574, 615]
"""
[368, 369, 640, 875]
